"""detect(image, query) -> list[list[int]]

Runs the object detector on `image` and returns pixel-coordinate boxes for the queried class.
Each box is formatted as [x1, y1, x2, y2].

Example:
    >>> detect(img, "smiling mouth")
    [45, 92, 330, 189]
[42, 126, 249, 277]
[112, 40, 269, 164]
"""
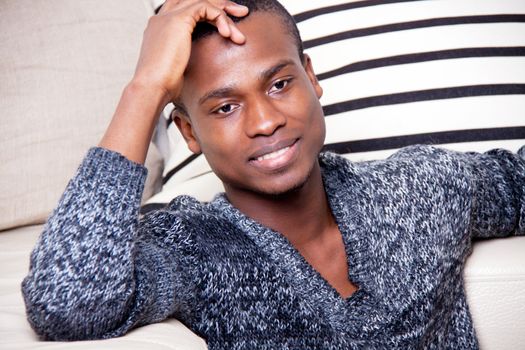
[249, 138, 299, 171]
[254, 145, 292, 161]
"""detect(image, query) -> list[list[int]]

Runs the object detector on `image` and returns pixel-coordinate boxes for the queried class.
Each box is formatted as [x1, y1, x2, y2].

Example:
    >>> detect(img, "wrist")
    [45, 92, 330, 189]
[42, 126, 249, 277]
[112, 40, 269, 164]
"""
[124, 79, 171, 110]
[98, 81, 168, 164]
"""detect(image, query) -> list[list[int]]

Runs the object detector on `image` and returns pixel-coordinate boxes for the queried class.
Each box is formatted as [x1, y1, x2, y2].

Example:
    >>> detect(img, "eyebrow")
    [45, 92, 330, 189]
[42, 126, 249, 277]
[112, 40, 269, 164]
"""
[198, 59, 296, 106]
[258, 59, 295, 83]
[198, 86, 236, 106]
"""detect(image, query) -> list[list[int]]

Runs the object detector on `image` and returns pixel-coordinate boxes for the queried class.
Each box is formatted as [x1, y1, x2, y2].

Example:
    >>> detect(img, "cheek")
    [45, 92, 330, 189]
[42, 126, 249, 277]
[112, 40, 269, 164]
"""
[296, 88, 325, 132]
[303, 94, 326, 148]
[195, 120, 248, 186]
[194, 118, 242, 158]
[311, 113, 326, 150]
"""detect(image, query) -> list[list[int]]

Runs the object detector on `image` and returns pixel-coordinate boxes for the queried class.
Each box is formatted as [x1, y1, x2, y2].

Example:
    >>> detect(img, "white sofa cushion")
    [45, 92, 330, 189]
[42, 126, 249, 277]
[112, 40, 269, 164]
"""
[464, 237, 525, 349]
[0, 225, 207, 350]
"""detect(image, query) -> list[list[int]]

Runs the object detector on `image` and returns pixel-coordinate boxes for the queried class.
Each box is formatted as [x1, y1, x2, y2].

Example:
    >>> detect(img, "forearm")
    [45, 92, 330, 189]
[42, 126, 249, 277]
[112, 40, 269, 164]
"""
[99, 0, 248, 165]
[21, 0, 251, 340]
[22, 148, 147, 340]
[99, 81, 168, 164]
[469, 146, 525, 238]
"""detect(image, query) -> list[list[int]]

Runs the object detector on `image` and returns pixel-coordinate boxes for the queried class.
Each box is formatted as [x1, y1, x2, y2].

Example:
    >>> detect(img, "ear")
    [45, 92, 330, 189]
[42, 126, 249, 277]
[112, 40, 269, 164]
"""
[172, 110, 202, 155]
[303, 54, 323, 99]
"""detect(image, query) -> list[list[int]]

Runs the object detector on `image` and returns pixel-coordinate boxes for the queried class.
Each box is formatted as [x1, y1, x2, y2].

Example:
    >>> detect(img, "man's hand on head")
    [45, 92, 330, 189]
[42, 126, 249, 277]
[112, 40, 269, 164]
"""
[99, 0, 248, 164]
[133, 0, 249, 105]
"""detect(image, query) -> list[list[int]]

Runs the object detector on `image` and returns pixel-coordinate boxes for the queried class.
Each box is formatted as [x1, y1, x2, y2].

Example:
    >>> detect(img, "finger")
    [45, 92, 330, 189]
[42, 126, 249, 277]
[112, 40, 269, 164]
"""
[159, 0, 246, 16]
[227, 20, 246, 44]
[214, 14, 232, 38]
[213, 12, 247, 44]
[227, 17, 246, 44]
[223, 1, 249, 17]
[212, 1, 248, 43]
[200, 5, 246, 44]
[157, 0, 181, 15]
[157, 0, 204, 15]
[159, 0, 247, 44]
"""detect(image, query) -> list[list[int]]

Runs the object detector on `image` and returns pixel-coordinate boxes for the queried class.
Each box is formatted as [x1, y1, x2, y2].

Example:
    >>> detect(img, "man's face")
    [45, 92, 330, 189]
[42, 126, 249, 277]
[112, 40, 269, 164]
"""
[177, 11, 325, 197]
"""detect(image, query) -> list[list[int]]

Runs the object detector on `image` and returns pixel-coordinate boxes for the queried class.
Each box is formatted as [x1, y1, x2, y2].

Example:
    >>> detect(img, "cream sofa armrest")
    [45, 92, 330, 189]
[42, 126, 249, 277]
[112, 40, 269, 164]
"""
[0, 225, 207, 350]
[464, 236, 525, 350]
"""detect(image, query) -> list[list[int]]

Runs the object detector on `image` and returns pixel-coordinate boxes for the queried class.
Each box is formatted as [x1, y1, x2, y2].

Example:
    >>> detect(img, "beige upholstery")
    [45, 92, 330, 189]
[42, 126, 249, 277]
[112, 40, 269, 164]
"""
[464, 237, 525, 349]
[0, 0, 163, 231]
[0, 226, 207, 350]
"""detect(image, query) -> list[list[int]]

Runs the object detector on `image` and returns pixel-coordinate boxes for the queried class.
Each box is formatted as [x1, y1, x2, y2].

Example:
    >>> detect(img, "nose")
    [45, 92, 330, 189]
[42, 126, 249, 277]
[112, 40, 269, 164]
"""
[244, 97, 286, 138]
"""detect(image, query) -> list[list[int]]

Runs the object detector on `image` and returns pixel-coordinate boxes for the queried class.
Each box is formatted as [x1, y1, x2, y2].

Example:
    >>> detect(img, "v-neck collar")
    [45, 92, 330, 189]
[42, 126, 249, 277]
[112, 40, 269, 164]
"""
[209, 153, 377, 334]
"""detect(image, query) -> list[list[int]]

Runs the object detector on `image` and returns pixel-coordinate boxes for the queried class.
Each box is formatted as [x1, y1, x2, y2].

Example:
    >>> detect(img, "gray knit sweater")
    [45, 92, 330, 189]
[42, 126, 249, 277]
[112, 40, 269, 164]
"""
[22, 145, 525, 349]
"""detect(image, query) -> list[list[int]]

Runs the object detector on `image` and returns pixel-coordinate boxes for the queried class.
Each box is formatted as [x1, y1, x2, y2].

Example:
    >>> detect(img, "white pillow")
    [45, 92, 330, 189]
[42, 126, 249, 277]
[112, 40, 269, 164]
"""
[144, 0, 525, 210]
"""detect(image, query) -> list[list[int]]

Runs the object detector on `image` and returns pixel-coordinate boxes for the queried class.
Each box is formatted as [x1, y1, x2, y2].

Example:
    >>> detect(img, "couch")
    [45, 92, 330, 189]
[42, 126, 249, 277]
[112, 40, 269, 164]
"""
[1, 0, 524, 349]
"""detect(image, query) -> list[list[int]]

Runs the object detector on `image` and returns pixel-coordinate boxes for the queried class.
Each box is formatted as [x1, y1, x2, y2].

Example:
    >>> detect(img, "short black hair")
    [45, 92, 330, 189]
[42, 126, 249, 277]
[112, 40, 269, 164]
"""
[192, 0, 304, 62]
[173, 0, 304, 117]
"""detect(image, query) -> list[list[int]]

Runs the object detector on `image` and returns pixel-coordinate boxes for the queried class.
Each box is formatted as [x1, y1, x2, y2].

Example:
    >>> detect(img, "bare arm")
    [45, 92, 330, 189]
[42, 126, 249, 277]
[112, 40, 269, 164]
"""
[99, 0, 248, 164]
[22, 0, 249, 340]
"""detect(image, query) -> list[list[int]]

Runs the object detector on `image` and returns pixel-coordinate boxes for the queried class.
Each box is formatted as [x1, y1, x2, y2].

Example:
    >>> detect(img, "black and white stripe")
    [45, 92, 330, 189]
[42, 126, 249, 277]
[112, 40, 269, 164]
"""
[146, 0, 525, 207]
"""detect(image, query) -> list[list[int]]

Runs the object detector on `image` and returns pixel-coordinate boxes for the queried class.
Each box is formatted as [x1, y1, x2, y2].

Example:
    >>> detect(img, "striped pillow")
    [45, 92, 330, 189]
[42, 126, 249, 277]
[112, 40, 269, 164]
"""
[144, 0, 525, 210]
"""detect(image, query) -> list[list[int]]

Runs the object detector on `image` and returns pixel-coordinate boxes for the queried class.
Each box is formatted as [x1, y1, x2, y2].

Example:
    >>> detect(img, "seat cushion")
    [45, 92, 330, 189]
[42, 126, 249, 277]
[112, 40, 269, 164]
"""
[0, 224, 207, 350]
[464, 236, 525, 349]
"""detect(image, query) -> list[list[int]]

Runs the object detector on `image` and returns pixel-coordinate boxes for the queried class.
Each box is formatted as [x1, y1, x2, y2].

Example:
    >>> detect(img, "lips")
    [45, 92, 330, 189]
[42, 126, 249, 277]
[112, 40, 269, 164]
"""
[248, 138, 299, 171]
[254, 145, 292, 161]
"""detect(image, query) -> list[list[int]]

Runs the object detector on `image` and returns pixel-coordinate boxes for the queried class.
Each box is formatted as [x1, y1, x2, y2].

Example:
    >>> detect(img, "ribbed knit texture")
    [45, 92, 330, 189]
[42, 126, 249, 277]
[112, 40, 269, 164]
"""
[22, 145, 525, 349]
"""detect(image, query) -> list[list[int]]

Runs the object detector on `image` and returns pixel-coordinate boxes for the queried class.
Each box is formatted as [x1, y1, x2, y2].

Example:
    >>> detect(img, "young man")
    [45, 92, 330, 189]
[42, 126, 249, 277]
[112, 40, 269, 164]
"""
[22, 0, 524, 349]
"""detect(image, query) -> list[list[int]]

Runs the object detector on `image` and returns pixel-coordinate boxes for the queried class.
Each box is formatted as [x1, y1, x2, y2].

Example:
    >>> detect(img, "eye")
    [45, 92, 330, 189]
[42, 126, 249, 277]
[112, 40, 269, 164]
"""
[269, 78, 292, 94]
[213, 103, 239, 115]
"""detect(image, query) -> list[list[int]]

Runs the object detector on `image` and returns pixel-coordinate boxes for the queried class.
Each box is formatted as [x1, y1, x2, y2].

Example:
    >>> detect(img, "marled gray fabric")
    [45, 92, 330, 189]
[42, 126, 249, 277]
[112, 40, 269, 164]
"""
[22, 145, 525, 349]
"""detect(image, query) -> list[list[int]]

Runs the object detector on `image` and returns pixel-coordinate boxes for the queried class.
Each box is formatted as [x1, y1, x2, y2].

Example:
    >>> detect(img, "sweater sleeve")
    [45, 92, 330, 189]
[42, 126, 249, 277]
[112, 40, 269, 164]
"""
[465, 145, 525, 239]
[389, 144, 525, 239]
[21, 147, 184, 341]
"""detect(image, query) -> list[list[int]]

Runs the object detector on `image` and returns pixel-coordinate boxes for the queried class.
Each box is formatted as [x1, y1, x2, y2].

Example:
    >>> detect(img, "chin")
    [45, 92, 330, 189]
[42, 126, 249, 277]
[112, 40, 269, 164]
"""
[250, 161, 316, 198]
[256, 179, 306, 198]
[220, 146, 323, 199]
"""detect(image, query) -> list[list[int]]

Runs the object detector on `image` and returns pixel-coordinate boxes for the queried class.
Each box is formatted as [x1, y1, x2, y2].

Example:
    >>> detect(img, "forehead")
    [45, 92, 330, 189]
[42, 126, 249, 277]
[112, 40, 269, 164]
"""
[180, 12, 301, 105]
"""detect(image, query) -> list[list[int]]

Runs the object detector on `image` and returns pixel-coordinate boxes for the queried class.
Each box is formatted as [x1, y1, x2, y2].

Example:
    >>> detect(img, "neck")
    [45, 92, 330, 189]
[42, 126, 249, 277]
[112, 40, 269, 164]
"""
[224, 162, 336, 247]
